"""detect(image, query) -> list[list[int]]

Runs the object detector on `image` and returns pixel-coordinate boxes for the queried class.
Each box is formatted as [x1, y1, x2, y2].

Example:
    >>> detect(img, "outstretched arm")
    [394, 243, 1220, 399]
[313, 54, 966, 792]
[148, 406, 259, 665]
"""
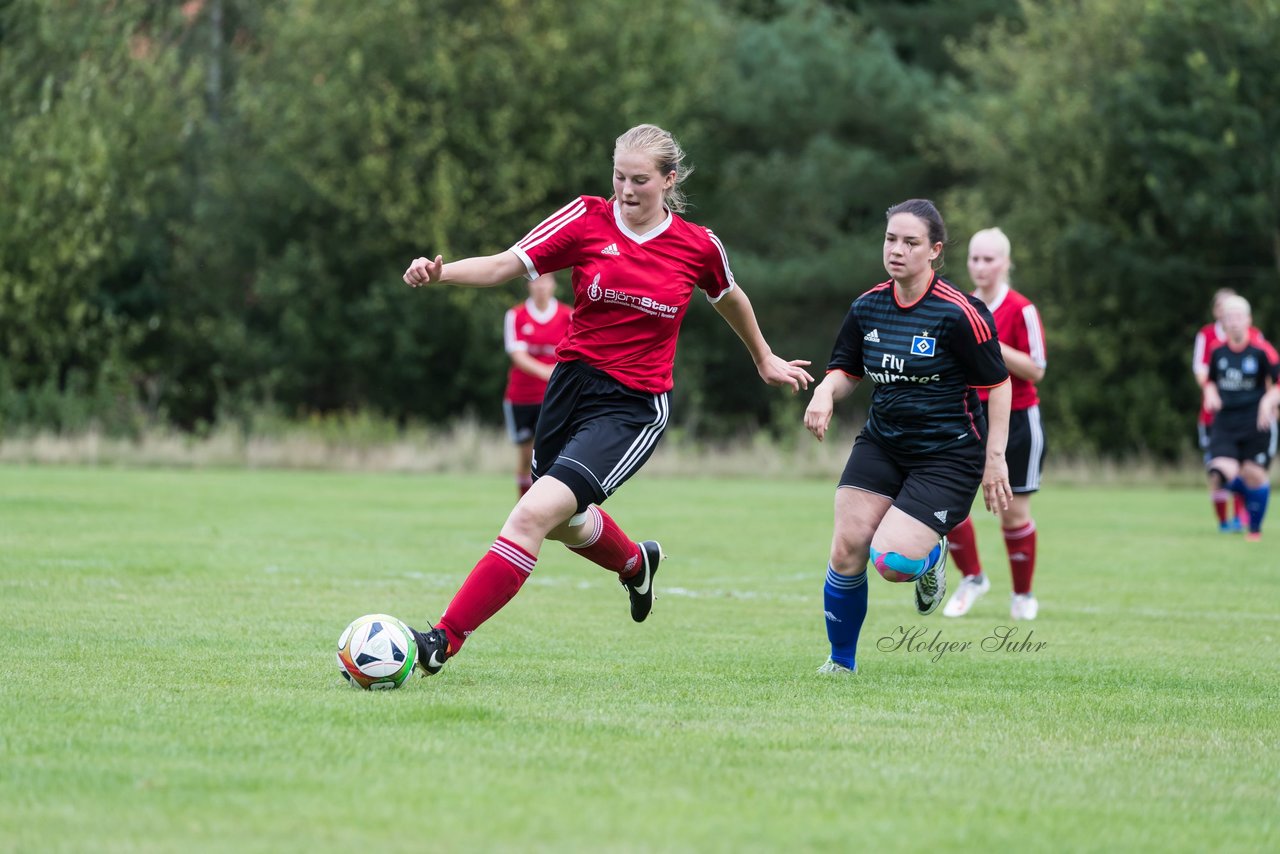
[711, 287, 813, 392]
[404, 250, 527, 289]
[804, 371, 859, 442]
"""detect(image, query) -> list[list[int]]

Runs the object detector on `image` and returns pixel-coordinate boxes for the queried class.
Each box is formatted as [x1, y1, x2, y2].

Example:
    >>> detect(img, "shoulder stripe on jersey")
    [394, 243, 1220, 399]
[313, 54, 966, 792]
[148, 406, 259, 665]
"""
[856, 282, 892, 303]
[1192, 331, 1208, 371]
[1264, 339, 1280, 365]
[705, 229, 738, 290]
[516, 198, 587, 253]
[936, 281, 989, 331]
[935, 282, 993, 342]
[503, 308, 525, 354]
[1022, 304, 1047, 367]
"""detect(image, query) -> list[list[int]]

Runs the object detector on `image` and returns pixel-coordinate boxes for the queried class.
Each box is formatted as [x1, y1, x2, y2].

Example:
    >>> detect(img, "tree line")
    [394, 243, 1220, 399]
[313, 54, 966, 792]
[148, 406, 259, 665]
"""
[1, 0, 1276, 459]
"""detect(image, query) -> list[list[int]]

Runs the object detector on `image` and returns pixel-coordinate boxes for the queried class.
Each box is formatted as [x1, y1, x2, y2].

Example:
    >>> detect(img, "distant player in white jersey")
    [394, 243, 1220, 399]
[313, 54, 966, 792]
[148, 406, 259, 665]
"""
[943, 228, 1048, 621]
[401, 124, 813, 677]
[503, 272, 572, 497]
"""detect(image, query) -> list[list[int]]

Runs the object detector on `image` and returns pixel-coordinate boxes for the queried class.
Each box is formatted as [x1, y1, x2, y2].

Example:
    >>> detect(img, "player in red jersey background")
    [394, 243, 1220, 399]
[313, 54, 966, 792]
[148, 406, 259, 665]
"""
[401, 124, 813, 677]
[503, 271, 572, 498]
[943, 228, 1047, 621]
[1192, 287, 1261, 532]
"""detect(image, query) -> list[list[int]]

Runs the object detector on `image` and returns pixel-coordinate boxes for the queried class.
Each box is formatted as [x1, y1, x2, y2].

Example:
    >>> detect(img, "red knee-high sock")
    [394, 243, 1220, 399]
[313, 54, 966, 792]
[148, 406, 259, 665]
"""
[1212, 489, 1230, 524]
[437, 537, 536, 653]
[1004, 520, 1037, 595]
[565, 505, 643, 578]
[516, 475, 533, 498]
[1234, 493, 1249, 525]
[946, 516, 983, 577]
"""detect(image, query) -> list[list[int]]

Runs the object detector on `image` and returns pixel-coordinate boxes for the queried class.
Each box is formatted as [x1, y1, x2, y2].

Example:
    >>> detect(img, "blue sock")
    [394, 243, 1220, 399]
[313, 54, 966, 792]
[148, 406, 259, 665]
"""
[1244, 484, 1270, 533]
[824, 565, 868, 670]
[1229, 476, 1247, 496]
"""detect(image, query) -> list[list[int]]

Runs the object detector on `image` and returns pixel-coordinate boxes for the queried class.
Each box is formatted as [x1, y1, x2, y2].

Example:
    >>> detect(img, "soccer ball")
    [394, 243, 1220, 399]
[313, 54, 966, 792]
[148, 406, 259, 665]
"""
[336, 614, 417, 690]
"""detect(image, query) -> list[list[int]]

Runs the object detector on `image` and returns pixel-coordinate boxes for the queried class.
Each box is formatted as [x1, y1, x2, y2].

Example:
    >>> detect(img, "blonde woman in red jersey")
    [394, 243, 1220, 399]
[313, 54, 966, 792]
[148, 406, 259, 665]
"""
[943, 228, 1048, 621]
[401, 124, 813, 677]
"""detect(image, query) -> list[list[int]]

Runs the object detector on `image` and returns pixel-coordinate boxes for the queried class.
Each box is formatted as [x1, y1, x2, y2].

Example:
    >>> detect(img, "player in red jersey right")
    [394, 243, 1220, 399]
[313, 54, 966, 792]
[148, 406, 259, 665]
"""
[1193, 288, 1262, 532]
[942, 228, 1047, 621]
[400, 124, 813, 676]
[502, 272, 572, 498]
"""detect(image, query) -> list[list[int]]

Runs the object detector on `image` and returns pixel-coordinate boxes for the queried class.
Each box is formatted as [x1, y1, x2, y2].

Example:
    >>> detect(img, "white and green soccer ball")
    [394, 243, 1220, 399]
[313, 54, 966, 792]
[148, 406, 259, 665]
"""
[335, 614, 417, 690]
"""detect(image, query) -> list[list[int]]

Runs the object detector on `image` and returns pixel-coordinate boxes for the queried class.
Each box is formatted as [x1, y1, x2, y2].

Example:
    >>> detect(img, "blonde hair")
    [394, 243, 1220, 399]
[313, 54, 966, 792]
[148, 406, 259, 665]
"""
[969, 227, 1012, 260]
[1221, 294, 1251, 316]
[614, 124, 693, 213]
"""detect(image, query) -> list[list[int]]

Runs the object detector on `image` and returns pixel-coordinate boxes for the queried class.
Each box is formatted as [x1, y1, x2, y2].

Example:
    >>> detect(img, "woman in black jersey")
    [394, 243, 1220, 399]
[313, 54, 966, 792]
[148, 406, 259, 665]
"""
[1201, 294, 1280, 541]
[804, 199, 1013, 675]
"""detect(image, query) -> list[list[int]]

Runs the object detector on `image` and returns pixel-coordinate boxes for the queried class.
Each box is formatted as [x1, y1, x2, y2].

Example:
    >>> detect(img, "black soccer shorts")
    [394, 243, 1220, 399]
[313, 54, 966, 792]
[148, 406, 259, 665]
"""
[532, 361, 670, 513]
[1004, 405, 1046, 494]
[838, 434, 986, 536]
[1206, 412, 1277, 468]
[502, 401, 541, 444]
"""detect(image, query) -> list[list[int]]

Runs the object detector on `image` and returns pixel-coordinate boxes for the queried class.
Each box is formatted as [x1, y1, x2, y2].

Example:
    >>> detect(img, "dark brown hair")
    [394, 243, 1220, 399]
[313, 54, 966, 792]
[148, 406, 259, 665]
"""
[886, 199, 947, 269]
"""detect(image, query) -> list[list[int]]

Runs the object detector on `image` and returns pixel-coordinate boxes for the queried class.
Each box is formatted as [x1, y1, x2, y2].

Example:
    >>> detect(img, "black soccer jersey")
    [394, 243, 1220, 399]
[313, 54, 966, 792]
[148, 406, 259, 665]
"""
[1208, 340, 1280, 416]
[827, 273, 1009, 455]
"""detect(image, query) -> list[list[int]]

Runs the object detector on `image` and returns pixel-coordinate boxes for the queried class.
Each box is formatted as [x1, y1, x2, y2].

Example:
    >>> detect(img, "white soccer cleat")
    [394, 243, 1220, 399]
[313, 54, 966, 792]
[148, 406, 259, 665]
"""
[943, 573, 991, 617]
[913, 536, 948, 615]
[816, 658, 856, 676]
[1010, 593, 1039, 621]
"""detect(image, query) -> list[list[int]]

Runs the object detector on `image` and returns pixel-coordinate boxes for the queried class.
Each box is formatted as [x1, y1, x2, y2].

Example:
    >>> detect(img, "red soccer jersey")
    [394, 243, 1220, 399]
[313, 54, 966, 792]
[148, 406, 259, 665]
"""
[509, 196, 736, 393]
[1193, 321, 1267, 425]
[975, 285, 1045, 411]
[503, 298, 573, 405]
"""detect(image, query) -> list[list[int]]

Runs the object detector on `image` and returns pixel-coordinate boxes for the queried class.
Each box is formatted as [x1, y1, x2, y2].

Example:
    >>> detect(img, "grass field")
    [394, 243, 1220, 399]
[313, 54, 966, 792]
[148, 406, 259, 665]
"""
[2, 465, 1277, 853]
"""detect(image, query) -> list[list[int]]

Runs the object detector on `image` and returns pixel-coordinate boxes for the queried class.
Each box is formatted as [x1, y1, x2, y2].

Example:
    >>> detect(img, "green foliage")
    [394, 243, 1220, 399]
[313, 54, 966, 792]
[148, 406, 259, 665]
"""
[1, 0, 1277, 457]
[677, 0, 946, 433]
[0, 1, 200, 429]
[941, 0, 1280, 457]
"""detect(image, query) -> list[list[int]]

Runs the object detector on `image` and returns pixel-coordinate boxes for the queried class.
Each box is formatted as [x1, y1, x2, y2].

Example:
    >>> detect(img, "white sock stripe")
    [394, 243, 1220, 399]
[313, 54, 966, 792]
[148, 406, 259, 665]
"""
[1004, 521, 1036, 540]
[602, 392, 669, 493]
[825, 567, 866, 589]
[491, 539, 536, 574]
[565, 506, 603, 550]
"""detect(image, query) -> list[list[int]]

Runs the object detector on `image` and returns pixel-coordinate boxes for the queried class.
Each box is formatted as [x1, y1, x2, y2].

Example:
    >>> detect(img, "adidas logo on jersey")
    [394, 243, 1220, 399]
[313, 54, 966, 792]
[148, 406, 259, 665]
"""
[601, 243, 620, 256]
[933, 510, 948, 523]
[863, 329, 880, 342]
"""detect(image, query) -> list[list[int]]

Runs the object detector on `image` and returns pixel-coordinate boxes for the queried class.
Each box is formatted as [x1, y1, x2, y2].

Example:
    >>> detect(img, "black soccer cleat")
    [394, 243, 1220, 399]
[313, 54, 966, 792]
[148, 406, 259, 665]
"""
[621, 540, 663, 623]
[406, 623, 451, 676]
